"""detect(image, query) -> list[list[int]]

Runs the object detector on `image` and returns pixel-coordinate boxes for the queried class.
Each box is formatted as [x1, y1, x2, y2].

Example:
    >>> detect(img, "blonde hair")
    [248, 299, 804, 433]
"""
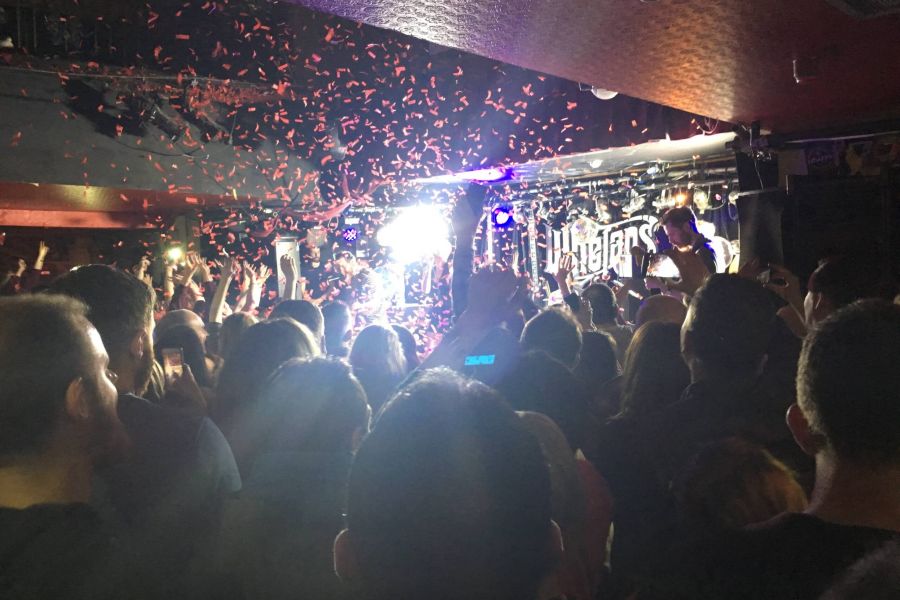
[675, 437, 807, 531]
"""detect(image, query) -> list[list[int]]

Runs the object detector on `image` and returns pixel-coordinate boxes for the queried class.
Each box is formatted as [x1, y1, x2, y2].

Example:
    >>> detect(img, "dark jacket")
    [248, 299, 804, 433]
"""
[0, 503, 149, 599]
[92, 394, 242, 594]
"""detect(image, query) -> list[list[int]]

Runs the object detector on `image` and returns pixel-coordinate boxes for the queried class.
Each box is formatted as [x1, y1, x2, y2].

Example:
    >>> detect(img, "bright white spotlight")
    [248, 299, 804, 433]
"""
[377, 205, 451, 264]
[166, 246, 184, 262]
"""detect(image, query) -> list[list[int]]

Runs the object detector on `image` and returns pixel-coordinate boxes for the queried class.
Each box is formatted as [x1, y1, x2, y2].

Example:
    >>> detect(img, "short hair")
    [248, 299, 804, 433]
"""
[582, 283, 618, 324]
[674, 438, 807, 531]
[246, 357, 368, 456]
[155, 309, 205, 343]
[270, 300, 325, 342]
[346, 369, 554, 600]
[520, 307, 582, 368]
[497, 350, 596, 452]
[321, 301, 352, 339]
[48, 265, 155, 361]
[0, 295, 93, 458]
[214, 318, 319, 428]
[682, 274, 776, 375]
[808, 257, 886, 310]
[797, 300, 900, 464]
[661, 206, 698, 229]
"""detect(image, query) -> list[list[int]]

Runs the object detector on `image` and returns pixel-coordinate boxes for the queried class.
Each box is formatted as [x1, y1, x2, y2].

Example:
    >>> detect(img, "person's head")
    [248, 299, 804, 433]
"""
[674, 437, 807, 532]
[270, 300, 325, 346]
[217, 312, 258, 361]
[661, 206, 700, 248]
[581, 283, 618, 325]
[321, 301, 353, 356]
[49, 265, 156, 396]
[574, 331, 619, 391]
[681, 274, 776, 381]
[240, 357, 369, 466]
[497, 351, 596, 453]
[214, 318, 319, 432]
[0, 295, 126, 470]
[803, 257, 885, 329]
[789, 300, 900, 469]
[154, 325, 213, 389]
[619, 322, 690, 418]
[391, 325, 420, 372]
[335, 368, 559, 600]
[635, 294, 687, 328]
[155, 309, 206, 344]
[520, 307, 582, 368]
[349, 324, 407, 414]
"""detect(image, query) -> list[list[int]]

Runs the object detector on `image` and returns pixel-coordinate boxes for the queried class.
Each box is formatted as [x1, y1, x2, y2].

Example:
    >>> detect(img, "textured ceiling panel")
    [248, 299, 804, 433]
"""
[295, 0, 900, 132]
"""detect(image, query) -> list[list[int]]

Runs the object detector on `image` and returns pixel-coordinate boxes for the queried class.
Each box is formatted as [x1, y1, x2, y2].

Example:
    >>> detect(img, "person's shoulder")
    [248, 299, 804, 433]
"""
[117, 393, 206, 451]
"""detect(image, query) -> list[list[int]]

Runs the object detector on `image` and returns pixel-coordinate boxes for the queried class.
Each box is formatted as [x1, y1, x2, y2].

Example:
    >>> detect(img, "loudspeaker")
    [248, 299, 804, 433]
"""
[737, 190, 786, 269]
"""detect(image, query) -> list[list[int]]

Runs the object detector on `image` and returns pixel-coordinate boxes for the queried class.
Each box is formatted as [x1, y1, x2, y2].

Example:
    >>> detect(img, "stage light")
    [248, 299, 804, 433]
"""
[457, 167, 510, 183]
[693, 189, 709, 212]
[674, 192, 688, 206]
[491, 203, 515, 229]
[342, 227, 359, 243]
[377, 205, 450, 264]
[166, 246, 184, 262]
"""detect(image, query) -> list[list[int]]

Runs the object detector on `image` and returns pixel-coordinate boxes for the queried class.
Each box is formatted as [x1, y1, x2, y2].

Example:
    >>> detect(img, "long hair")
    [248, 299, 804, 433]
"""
[618, 321, 690, 419]
[349, 324, 407, 414]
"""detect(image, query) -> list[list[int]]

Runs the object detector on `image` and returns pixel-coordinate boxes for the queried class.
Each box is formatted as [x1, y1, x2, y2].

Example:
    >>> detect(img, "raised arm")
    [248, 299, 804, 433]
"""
[209, 256, 237, 325]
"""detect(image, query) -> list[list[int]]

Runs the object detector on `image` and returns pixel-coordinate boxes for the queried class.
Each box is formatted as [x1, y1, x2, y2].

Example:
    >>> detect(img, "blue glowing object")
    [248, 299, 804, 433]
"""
[342, 227, 359, 242]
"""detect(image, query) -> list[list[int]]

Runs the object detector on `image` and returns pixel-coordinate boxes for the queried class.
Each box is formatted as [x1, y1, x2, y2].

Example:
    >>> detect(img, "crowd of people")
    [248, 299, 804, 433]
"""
[1, 203, 899, 600]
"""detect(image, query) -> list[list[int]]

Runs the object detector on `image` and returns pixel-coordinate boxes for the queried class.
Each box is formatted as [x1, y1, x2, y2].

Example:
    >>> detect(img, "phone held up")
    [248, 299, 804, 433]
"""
[161, 347, 184, 384]
[641, 253, 681, 280]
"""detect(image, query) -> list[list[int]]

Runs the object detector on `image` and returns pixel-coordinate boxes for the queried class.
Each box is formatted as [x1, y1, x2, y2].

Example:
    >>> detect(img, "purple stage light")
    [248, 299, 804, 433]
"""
[491, 203, 515, 229]
[457, 167, 510, 183]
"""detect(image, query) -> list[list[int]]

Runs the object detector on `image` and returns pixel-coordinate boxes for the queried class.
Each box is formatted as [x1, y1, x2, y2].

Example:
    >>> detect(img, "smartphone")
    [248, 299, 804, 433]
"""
[464, 354, 496, 367]
[758, 267, 786, 287]
[643, 253, 681, 279]
[161, 347, 184, 382]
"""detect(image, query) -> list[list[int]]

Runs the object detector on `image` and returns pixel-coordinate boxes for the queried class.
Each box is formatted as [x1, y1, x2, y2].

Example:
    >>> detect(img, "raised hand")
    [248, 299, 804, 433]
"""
[452, 186, 482, 240]
[255, 265, 272, 283]
[764, 263, 804, 314]
[279, 254, 297, 281]
[575, 296, 595, 332]
[553, 253, 577, 298]
[35, 241, 50, 270]
[215, 255, 237, 278]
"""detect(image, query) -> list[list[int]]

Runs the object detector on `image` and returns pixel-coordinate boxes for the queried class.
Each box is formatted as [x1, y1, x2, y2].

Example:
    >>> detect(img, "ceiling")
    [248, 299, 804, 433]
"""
[294, 0, 900, 133]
